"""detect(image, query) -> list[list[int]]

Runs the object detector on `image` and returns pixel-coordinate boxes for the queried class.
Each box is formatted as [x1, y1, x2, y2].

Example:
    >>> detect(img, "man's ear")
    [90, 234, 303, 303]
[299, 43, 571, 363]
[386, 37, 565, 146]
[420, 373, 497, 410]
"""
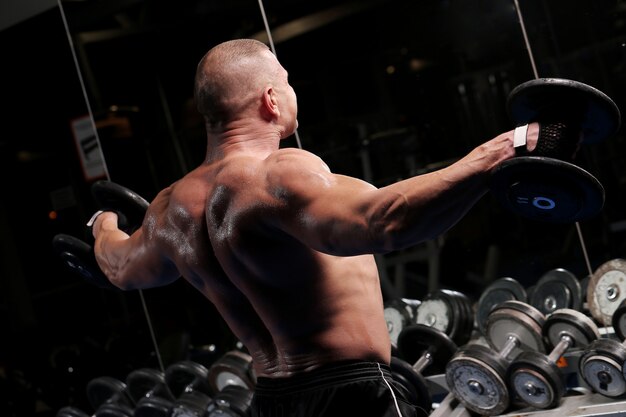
[262, 85, 280, 119]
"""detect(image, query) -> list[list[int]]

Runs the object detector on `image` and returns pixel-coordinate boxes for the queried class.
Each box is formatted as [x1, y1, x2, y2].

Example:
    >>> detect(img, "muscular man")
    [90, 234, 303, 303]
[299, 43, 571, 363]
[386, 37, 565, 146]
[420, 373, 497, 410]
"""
[91, 39, 537, 416]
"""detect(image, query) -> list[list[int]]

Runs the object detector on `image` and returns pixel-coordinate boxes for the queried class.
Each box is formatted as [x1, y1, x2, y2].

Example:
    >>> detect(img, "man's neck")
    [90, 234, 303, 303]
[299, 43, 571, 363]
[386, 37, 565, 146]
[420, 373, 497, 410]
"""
[204, 118, 282, 162]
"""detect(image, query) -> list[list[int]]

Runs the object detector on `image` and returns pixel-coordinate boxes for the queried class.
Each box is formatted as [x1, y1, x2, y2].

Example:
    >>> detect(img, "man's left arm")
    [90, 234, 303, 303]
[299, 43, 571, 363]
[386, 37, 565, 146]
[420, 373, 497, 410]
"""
[91, 211, 180, 290]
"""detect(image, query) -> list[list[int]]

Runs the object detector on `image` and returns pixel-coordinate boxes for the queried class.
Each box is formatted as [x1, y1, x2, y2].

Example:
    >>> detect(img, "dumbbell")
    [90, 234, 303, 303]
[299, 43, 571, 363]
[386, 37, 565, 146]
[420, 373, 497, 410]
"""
[52, 180, 149, 290]
[415, 289, 473, 346]
[207, 350, 256, 393]
[391, 324, 458, 413]
[476, 277, 527, 336]
[445, 300, 546, 416]
[529, 268, 583, 315]
[166, 359, 253, 417]
[87, 369, 176, 417]
[587, 258, 626, 326]
[578, 298, 626, 398]
[125, 368, 176, 417]
[166, 361, 214, 416]
[507, 309, 600, 409]
[490, 78, 620, 223]
[85, 376, 135, 417]
[384, 298, 419, 353]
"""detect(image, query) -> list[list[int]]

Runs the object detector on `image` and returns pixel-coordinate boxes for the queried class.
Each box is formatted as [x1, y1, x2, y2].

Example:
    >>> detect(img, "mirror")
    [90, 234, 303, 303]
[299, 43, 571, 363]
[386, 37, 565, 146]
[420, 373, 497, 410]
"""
[0, 0, 623, 414]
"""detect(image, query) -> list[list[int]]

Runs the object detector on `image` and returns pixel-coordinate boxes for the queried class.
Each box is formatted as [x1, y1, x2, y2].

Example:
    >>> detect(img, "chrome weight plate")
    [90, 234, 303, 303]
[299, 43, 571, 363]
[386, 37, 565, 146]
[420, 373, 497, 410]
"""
[445, 344, 510, 415]
[587, 259, 626, 326]
[486, 301, 546, 358]
[579, 338, 626, 398]
[508, 351, 563, 409]
[207, 350, 255, 394]
[543, 309, 600, 350]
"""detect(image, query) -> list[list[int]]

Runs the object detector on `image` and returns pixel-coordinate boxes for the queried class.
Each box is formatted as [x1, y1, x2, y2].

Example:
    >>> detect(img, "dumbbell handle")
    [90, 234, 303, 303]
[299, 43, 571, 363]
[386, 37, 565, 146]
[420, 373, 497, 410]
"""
[412, 352, 432, 374]
[547, 335, 573, 364]
[500, 335, 520, 360]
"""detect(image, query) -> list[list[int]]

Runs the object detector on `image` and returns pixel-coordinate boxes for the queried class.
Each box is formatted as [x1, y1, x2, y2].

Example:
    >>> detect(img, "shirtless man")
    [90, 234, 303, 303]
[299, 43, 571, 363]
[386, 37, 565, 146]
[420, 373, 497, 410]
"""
[91, 39, 537, 416]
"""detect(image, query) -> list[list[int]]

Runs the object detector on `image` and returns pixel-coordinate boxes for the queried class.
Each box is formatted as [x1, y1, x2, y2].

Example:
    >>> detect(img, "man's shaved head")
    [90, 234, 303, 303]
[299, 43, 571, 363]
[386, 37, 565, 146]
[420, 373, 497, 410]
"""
[194, 39, 279, 128]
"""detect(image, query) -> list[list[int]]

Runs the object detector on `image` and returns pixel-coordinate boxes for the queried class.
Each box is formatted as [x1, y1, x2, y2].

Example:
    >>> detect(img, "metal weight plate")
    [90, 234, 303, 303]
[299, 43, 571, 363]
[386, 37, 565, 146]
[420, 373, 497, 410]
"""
[579, 338, 626, 398]
[171, 391, 213, 417]
[490, 156, 605, 223]
[477, 277, 527, 336]
[390, 357, 432, 413]
[445, 344, 510, 416]
[52, 234, 119, 290]
[206, 385, 253, 417]
[134, 397, 174, 417]
[442, 289, 474, 346]
[126, 368, 174, 404]
[416, 296, 453, 336]
[507, 78, 621, 145]
[587, 259, 626, 326]
[86, 376, 133, 411]
[207, 350, 255, 394]
[543, 309, 600, 350]
[397, 324, 457, 376]
[91, 180, 150, 233]
[507, 351, 564, 409]
[486, 300, 546, 357]
[530, 268, 583, 315]
[612, 298, 626, 341]
[401, 298, 421, 319]
[384, 299, 413, 348]
[165, 361, 212, 398]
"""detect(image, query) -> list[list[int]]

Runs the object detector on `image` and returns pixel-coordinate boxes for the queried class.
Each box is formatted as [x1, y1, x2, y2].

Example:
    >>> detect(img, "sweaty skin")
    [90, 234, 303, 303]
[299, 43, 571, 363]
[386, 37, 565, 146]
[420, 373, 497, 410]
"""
[91, 40, 538, 378]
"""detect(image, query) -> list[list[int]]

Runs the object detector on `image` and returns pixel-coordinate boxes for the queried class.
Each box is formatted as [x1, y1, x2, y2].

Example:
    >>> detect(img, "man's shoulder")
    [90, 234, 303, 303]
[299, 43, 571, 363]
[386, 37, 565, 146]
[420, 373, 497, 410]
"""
[265, 148, 330, 176]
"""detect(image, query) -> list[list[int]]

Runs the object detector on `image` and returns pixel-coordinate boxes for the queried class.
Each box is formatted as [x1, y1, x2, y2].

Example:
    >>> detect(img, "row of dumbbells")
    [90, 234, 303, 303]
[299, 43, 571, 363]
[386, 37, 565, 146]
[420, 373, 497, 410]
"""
[56, 350, 255, 417]
[384, 259, 626, 415]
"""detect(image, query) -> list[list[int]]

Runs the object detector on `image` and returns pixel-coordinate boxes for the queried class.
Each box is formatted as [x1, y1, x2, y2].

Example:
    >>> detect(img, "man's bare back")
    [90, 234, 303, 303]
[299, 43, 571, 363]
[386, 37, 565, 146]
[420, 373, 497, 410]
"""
[134, 147, 391, 378]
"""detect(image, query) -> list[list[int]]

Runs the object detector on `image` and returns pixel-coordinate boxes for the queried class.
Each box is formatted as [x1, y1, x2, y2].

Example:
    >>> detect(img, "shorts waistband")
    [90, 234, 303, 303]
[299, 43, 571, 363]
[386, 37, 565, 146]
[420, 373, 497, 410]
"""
[254, 361, 392, 396]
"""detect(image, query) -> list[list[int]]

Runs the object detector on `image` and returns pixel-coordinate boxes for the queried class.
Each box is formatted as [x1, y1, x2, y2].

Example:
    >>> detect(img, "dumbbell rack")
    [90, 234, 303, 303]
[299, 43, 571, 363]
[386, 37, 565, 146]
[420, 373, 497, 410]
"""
[431, 391, 626, 417]
[426, 348, 626, 417]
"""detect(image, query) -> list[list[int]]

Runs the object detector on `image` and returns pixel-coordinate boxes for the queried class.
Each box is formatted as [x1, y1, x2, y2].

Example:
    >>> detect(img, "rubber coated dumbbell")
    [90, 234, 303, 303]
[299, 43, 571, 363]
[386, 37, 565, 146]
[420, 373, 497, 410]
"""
[476, 277, 527, 336]
[384, 298, 420, 352]
[85, 376, 135, 417]
[52, 180, 150, 291]
[578, 298, 626, 398]
[415, 289, 473, 346]
[528, 268, 583, 315]
[508, 309, 599, 409]
[490, 78, 620, 223]
[166, 361, 214, 416]
[166, 359, 253, 417]
[445, 300, 546, 416]
[125, 368, 176, 417]
[391, 324, 458, 413]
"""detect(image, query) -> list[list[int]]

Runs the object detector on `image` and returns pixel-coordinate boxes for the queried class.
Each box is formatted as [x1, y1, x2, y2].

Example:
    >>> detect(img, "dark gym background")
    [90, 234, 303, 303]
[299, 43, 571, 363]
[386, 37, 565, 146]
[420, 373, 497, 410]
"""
[1, 0, 625, 415]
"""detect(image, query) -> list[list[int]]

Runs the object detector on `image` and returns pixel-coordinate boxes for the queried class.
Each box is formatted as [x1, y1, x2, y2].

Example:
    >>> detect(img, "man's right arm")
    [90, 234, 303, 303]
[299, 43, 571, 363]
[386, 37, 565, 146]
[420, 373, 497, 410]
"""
[266, 128, 526, 255]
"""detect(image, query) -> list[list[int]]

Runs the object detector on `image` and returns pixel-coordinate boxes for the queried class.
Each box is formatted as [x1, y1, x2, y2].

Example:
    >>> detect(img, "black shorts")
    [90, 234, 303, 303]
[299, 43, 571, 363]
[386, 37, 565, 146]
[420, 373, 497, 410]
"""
[250, 361, 428, 417]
